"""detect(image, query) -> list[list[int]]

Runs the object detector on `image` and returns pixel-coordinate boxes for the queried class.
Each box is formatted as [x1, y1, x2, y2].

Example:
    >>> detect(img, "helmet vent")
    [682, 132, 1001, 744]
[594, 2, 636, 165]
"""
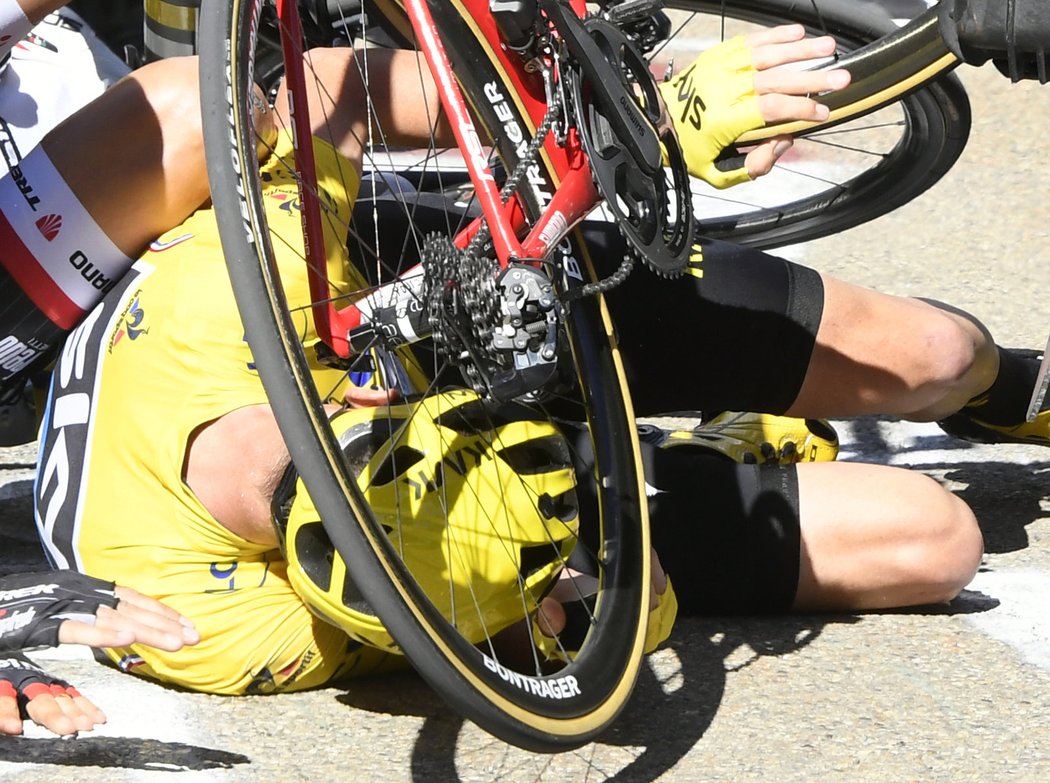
[497, 435, 572, 475]
[373, 445, 426, 484]
[295, 522, 335, 591]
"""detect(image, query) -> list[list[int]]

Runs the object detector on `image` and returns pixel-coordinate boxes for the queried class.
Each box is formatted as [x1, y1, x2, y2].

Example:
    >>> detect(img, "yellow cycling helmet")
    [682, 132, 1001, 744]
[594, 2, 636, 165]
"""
[272, 389, 580, 654]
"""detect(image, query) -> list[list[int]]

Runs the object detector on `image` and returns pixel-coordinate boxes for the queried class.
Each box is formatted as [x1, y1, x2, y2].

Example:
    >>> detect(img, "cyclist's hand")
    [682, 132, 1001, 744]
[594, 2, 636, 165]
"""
[344, 385, 401, 408]
[661, 24, 851, 188]
[58, 584, 200, 652]
[531, 548, 675, 660]
[0, 651, 106, 737]
[0, 570, 199, 653]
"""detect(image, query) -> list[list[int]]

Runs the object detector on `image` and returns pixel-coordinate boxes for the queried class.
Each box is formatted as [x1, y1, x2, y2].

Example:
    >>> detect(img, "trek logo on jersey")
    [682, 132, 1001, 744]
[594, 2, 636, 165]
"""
[0, 583, 58, 602]
[7, 164, 41, 211]
[0, 334, 44, 376]
[0, 118, 22, 174]
[0, 607, 35, 639]
[35, 213, 62, 241]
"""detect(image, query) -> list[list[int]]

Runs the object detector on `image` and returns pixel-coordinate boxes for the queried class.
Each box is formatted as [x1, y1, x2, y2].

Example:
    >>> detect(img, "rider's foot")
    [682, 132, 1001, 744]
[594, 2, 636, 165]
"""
[641, 411, 839, 464]
[938, 348, 1050, 446]
[938, 406, 1050, 447]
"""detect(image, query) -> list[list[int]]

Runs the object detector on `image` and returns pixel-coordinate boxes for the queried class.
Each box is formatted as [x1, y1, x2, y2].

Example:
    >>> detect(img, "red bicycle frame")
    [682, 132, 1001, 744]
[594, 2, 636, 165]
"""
[276, 0, 602, 359]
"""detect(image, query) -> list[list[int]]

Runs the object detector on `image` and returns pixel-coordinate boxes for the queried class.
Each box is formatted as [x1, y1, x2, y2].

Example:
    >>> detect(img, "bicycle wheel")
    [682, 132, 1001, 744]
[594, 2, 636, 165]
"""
[199, 0, 649, 752]
[649, 0, 971, 249]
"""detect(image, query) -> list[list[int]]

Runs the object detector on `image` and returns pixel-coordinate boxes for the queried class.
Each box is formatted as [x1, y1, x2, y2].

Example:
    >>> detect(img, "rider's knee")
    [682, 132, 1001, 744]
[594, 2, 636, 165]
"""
[909, 484, 984, 604]
[126, 56, 203, 143]
[912, 301, 998, 411]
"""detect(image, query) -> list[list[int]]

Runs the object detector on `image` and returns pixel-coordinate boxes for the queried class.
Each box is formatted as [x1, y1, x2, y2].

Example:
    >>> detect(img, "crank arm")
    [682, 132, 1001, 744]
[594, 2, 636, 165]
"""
[538, 0, 662, 173]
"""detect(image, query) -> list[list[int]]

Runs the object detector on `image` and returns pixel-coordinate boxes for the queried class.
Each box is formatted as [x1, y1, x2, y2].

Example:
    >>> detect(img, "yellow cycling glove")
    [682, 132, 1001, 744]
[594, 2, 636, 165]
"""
[659, 36, 765, 189]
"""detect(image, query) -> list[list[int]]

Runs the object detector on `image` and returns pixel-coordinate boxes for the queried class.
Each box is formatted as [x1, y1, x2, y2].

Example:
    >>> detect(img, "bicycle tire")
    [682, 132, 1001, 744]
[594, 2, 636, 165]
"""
[199, 0, 650, 752]
[654, 0, 971, 249]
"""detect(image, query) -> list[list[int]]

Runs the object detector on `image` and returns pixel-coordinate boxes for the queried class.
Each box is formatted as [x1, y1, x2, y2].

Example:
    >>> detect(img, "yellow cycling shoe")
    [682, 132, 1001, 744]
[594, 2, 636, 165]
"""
[938, 348, 1050, 447]
[938, 407, 1050, 447]
[651, 411, 839, 465]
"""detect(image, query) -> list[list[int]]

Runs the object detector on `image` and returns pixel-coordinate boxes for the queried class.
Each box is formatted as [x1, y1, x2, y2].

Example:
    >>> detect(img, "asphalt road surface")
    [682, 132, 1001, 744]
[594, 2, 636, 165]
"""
[2, 50, 1049, 783]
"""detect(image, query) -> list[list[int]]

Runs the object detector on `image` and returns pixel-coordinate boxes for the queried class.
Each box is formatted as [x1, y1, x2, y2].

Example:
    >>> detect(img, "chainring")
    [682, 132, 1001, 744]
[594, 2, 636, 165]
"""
[570, 16, 694, 277]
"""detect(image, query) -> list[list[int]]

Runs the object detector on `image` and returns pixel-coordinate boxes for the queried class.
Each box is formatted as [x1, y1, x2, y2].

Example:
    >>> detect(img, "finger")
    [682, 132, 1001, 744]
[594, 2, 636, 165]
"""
[344, 385, 401, 408]
[534, 597, 566, 637]
[114, 585, 190, 623]
[111, 592, 200, 642]
[751, 34, 838, 72]
[744, 23, 807, 49]
[57, 619, 135, 649]
[50, 687, 101, 733]
[744, 137, 793, 179]
[93, 604, 197, 651]
[24, 694, 79, 737]
[64, 603, 191, 651]
[0, 694, 23, 736]
[755, 67, 851, 99]
[755, 92, 835, 125]
[69, 693, 107, 726]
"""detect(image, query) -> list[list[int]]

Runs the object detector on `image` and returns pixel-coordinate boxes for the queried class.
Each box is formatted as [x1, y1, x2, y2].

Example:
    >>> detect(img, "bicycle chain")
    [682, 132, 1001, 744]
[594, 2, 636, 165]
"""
[422, 18, 668, 386]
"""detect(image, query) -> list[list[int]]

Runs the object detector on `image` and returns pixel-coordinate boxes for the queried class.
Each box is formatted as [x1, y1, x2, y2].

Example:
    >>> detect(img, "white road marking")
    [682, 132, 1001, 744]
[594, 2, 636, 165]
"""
[962, 569, 1050, 672]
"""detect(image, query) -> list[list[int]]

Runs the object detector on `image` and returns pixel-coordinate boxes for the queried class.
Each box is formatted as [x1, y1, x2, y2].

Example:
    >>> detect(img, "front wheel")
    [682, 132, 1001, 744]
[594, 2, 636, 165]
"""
[199, 0, 650, 751]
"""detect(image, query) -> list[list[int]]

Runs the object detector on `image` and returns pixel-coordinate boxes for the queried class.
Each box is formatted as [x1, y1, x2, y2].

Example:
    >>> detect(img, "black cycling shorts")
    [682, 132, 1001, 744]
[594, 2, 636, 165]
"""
[569, 425, 802, 616]
[642, 440, 802, 615]
[579, 222, 824, 417]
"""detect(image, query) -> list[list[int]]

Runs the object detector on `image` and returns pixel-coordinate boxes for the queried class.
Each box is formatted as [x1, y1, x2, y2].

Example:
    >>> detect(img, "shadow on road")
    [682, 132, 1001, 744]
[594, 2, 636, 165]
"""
[843, 417, 1050, 554]
[335, 584, 1003, 781]
[337, 615, 841, 781]
[0, 735, 249, 771]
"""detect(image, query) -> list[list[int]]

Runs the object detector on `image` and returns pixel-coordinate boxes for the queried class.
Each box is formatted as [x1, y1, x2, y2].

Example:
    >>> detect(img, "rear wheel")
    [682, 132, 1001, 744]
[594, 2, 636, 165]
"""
[199, 0, 650, 751]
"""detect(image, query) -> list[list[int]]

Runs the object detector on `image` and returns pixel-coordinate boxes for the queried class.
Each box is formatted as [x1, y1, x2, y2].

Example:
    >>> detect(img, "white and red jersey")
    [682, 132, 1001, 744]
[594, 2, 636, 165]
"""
[0, 8, 129, 159]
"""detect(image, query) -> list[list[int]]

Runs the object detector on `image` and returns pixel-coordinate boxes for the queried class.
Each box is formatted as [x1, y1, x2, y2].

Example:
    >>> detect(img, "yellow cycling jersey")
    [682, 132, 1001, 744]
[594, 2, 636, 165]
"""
[35, 133, 403, 694]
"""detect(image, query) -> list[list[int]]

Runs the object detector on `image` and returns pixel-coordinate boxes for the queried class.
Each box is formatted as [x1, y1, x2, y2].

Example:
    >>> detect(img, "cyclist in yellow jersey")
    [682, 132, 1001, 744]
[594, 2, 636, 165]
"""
[0, 10, 1041, 731]
[30, 37, 989, 701]
[33, 132, 390, 694]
